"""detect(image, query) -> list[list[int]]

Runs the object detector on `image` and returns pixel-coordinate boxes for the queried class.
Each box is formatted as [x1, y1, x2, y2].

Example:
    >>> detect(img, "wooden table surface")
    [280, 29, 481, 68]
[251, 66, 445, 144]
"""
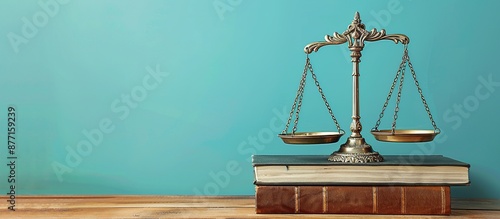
[0, 196, 499, 218]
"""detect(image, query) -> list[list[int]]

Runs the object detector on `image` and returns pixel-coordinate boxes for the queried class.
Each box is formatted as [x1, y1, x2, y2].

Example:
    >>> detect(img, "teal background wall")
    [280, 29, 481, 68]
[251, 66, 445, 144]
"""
[0, 0, 499, 198]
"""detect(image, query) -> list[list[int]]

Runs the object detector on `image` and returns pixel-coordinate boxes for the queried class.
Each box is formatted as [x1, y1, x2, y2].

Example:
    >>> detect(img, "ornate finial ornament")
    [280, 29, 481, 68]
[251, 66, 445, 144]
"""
[304, 12, 409, 54]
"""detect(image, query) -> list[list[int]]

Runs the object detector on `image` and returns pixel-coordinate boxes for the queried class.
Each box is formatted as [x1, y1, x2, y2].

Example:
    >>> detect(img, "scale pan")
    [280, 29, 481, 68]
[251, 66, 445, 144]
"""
[278, 132, 343, 144]
[371, 129, 437, 142]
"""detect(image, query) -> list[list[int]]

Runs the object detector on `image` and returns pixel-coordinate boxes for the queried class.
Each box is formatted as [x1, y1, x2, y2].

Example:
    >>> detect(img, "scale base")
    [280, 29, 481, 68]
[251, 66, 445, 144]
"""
[328, 137, 384, 163]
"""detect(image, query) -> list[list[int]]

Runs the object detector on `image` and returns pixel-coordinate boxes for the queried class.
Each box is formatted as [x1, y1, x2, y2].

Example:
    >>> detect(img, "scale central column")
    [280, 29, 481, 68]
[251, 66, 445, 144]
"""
[350, 46, 362, 138]
[328, 46, 384, 163]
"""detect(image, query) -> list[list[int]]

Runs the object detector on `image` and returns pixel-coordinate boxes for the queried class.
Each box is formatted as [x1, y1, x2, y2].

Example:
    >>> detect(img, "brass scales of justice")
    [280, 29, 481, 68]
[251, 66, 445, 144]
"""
[278, 12, 440, 163]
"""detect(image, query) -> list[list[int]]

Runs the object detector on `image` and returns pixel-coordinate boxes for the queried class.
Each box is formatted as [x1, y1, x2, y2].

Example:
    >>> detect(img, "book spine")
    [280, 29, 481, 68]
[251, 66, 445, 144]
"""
[255, 185, 450, 215]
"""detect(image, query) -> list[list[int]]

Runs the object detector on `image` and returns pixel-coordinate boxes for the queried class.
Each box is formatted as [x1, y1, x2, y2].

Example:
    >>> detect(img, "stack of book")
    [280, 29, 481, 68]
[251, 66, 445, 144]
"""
[252, 155, 470, 215]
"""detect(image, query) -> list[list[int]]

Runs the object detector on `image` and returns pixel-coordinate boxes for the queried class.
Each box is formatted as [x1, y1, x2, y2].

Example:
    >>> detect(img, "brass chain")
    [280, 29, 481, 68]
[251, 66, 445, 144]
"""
[372, 48, 408, 131]
[293, 79, 306, 133]
[308, 60, 344, 134]
[373, 44, 440, 134]
[282, 56, 309, 134]
[406, 46, 441, 133]
[282, 55, 344, 134]
[391, 51, 408, 133]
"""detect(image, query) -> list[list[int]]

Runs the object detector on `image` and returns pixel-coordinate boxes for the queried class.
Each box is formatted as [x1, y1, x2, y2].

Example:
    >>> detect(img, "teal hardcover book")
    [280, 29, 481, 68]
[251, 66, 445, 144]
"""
[252, 155, 470, 186]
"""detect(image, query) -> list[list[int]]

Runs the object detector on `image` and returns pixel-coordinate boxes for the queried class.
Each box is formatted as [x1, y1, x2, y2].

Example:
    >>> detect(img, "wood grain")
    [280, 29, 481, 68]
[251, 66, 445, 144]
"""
[0, 196, 498, 218]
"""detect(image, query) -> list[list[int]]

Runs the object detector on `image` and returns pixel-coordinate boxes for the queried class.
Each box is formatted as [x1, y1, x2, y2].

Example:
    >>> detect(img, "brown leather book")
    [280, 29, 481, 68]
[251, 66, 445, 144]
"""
[255, 185, 450, 215]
